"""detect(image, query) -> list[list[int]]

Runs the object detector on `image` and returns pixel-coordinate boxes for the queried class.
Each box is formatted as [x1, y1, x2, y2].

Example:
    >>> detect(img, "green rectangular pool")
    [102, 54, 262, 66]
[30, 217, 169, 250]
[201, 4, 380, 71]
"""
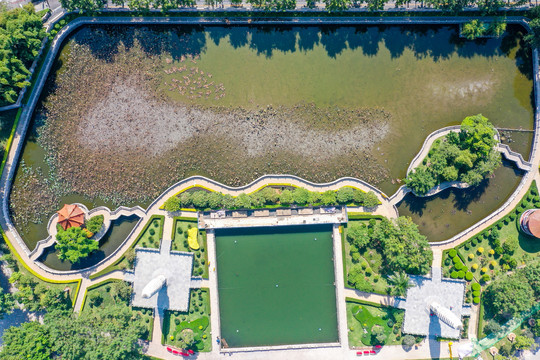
[214, 224, 338, 348]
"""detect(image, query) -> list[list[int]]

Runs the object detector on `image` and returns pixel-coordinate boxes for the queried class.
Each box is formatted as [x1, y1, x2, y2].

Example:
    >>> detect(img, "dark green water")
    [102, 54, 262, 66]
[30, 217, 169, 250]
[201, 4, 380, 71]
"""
[215, 224, 338, 347]
[38, 215, 139, 271]
[397, 159, 524, 242]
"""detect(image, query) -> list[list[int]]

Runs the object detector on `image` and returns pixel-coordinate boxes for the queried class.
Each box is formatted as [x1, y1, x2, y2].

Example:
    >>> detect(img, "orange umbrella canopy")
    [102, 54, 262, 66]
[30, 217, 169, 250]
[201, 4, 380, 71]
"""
[57, 204, 84, 230]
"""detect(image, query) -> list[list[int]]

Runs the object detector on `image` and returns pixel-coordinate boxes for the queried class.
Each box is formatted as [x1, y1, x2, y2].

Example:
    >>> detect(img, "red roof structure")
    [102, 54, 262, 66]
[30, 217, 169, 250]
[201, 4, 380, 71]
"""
[57, 204, 84, 230]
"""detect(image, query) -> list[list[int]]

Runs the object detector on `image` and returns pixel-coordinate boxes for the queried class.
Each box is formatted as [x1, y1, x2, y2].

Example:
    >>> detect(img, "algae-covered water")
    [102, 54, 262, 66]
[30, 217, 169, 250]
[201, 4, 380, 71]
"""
[214, 224, 338, 348]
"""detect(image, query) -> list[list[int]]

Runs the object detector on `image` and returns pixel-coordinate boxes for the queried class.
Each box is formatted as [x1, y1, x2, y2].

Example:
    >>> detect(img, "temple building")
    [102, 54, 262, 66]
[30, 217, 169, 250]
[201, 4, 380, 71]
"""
[520, 209, 540, 238]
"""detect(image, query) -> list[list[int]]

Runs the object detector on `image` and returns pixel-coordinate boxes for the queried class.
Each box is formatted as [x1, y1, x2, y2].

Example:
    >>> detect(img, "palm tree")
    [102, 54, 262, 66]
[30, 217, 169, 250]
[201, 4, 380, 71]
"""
[387, 271, 413, 297]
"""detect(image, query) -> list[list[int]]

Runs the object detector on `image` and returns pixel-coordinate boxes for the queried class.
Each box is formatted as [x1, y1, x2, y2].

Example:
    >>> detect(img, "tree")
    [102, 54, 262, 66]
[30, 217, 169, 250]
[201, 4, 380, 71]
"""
[336, 187, 354, 204]
[293, 187, 310, 205]
[324, 0, 351, 11]
[387, 271, 413, 297]
[371, 324, 387, 344]
[484, 321, 501, 335]
[45, 305, 147, 360]
[260, 187, 279, 204]
[513, 335, 536, 351]
[347, 222, 371, 250]
[525, 18, 540, 49]
[521, 262, 540, 296]
[0, 287, 14, 318]
[460, 114, 497, 157]
[0, 321, 52, 360]
[461, 20, 486, 40]
[484, 273, 535, 319]
[320, 190, 337, 205]
[348, 264, 373, 292]
[163, 196, 181, 212]
[88, 292, 103, 308]
[488, 20, 506, 37]
[279, 189, 293, 205]
[365, 0, 386, 10]
[405, 167, 436, 195]
[207, 192, 223, 209]
[402, 334, 416, 347]
[0, 5, 45, 105]
[110, 281, 132, 304]
[85, 215, 104, 234]
[59, 0, 104, 11]
[363, 191, 380, 207]
[502, 236, 518, 255]
[55, 226, 99, 264]
[375, 217, 433, 275]
[191, 191, 208, 209]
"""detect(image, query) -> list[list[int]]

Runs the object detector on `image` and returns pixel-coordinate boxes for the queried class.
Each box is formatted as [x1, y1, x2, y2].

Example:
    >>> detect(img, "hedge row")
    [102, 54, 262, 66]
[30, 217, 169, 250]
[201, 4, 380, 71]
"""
[163, 186, 380, 212]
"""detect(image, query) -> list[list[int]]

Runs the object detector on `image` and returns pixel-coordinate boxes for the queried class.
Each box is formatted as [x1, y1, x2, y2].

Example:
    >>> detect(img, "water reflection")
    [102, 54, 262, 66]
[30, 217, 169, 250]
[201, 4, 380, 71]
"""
[397, 160, 525, 242]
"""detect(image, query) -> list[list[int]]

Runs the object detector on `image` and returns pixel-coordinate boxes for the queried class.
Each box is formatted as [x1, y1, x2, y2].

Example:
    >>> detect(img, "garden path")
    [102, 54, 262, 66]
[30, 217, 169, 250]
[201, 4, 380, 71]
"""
[343, 288, 397, 308]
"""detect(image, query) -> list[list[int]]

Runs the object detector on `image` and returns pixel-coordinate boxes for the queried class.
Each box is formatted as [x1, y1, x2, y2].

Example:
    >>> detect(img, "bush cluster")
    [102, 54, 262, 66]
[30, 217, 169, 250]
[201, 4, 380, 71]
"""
[405, 115, 501, 195]
[164, 186, 380, 211]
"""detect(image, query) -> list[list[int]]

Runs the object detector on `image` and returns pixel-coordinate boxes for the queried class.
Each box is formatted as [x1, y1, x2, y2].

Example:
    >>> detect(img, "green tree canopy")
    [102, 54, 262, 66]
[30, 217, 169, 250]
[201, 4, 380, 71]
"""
[0, 4, 45, 105]
[484, 272, 535, 319]
[55, 226, 99, 263]
[405, 114, 501, 195]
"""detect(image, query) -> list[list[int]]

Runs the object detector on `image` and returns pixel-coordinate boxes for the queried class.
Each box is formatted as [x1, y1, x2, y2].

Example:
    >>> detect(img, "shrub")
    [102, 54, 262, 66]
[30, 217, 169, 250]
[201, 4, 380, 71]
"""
[481, 267, 487, 273]
[402, 334, 416, 347]
[465, 272, 474, 281]
[471, 283, 481, 291]
[444, 258, 451, 266]
[473, 297, 480, 304]
[86, 215, 104, 234]
[477, 247, 484, 254]
[481, 274, 490, 283]
[450, 271, 458, 279]
[452, 256, 461, 264]
[490, 260, 497, 268]
[387, 319, 395, 327]
[489, 249, 495, 255]
[495, 246, 504, 255]
[485, 321, 501, 335]
[464, 244, 470, 251]
[175, 318, 180, 325]
[449, 249, 457, 258]
[509, 213, 516, 221]
[472, 290, 480, 298]
[472, 264, 479, 270]
[503, 236, 518, 255]
[457, 271, 465, 279]
[468, 253, 474, 260]
[471, 238, 478, 246]
[149, 228, 155, 236]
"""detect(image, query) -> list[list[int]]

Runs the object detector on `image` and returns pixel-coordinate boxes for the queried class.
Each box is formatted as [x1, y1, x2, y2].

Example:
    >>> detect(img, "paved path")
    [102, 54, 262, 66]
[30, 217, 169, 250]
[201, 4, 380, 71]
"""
[343, 288, 397, 307]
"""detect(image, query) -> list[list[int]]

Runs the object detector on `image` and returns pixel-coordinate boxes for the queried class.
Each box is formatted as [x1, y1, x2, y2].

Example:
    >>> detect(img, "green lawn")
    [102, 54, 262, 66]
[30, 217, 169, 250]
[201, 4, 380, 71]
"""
[162, 288, 212, 352]
[343, 218, 389, 295]
[81, 279, 154, 340]
[172, 218, 208, 279]
[136, 216, 164, 249]
[346, 300, 404, 347]
[89, 215, 164, 279]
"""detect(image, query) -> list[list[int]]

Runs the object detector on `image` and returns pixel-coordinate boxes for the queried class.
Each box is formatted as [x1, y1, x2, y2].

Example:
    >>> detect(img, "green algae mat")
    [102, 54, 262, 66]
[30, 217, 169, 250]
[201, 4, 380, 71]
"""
[215, 224, 338, 348]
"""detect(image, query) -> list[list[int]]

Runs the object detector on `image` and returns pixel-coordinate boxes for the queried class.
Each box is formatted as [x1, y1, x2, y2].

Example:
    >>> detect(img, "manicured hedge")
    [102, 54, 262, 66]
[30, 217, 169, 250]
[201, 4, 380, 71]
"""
[471, 283, 481, 291]
[465, 272, 473, 281]
[449, 249, 457, 258]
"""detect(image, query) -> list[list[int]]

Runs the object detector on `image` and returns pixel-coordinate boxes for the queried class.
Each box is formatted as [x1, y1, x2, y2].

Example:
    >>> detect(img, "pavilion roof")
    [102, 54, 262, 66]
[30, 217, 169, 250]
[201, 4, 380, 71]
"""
[57, 204, 84, 230]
